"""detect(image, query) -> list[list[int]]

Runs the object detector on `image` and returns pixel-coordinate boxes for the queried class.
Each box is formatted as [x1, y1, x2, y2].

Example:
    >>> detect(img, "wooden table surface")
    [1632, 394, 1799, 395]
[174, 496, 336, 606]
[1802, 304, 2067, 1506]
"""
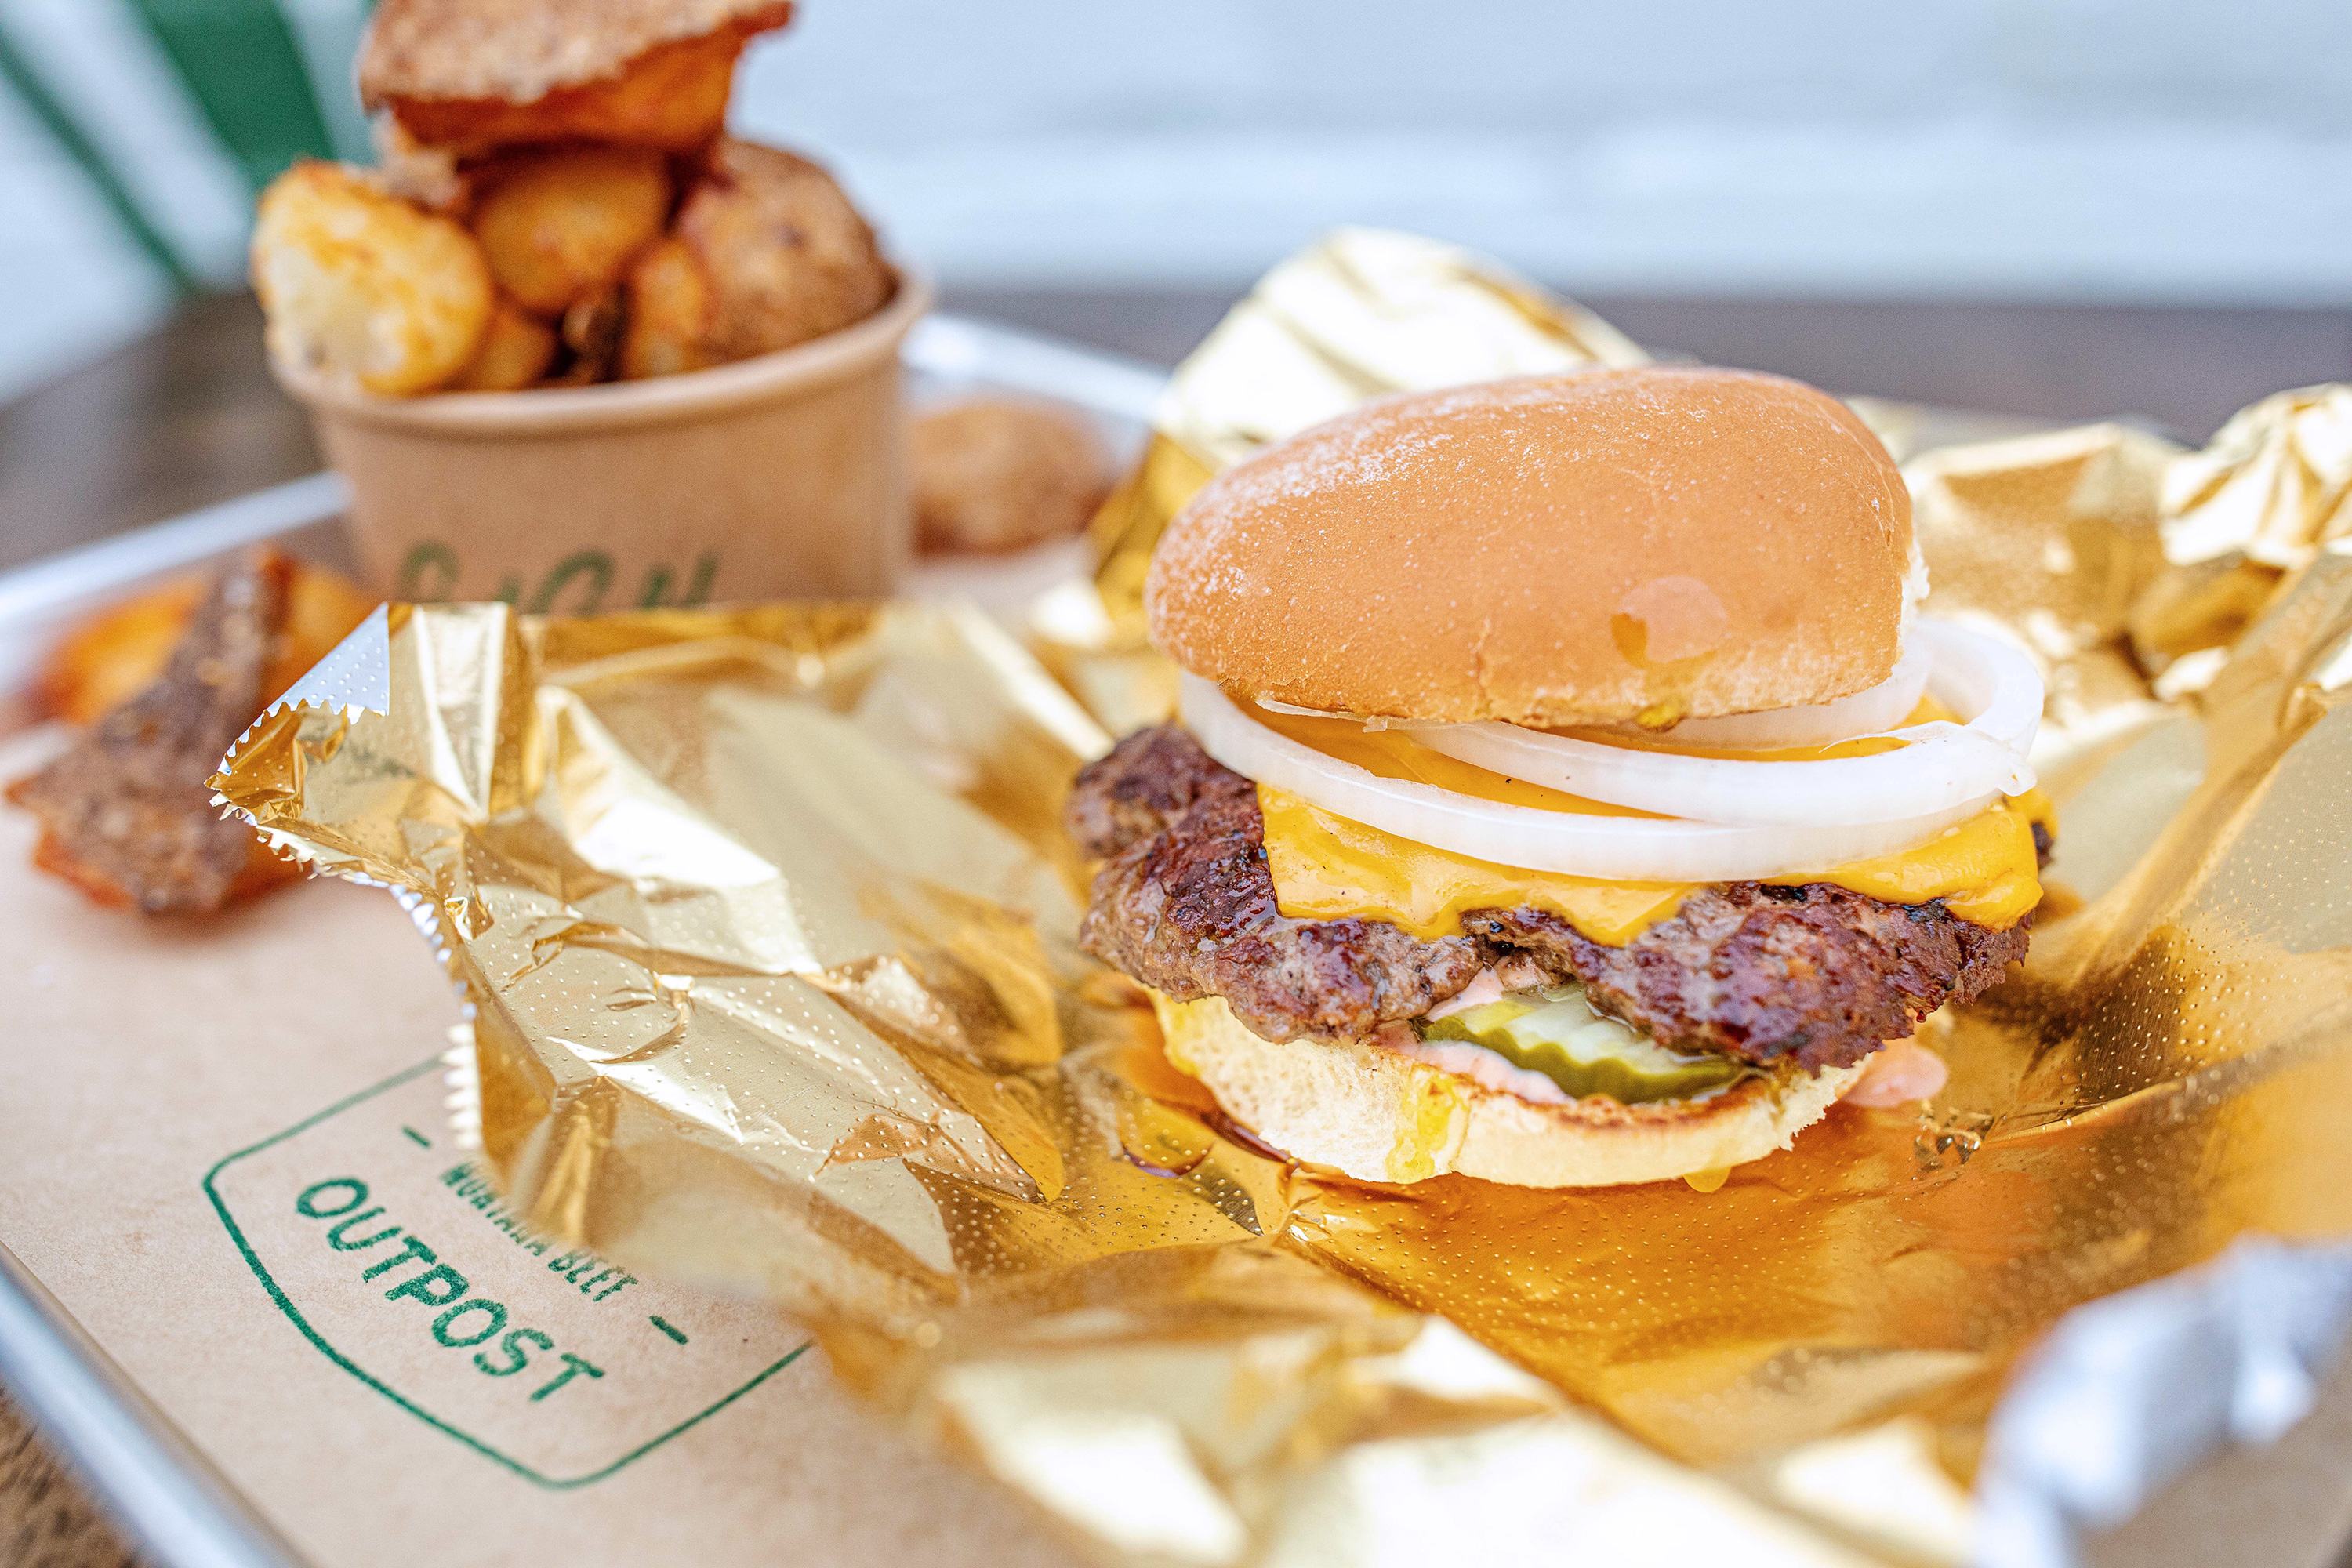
[2, 1390, 137, 1568]
[2, 1392, 138, 1568]
[2, 286, 2347, 1567]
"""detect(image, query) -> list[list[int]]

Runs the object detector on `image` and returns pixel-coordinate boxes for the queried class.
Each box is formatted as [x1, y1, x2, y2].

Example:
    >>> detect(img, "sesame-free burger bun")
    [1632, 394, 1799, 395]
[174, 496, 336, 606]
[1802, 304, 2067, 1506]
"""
[1157, 996, 1863, 1189]
[1145, 367, 1913, 728]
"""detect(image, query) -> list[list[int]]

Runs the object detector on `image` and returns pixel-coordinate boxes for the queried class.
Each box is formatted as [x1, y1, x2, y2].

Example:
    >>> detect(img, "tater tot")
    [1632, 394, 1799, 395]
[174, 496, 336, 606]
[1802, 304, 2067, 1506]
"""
[913, 397, 1112, 555]
[470, 147, 671, 316]
[618, 235, 717, 379]
[250, 160, 493, 397]
[447, 295, 559, 390]
[673, 139, 893, 360]
[551, 285, 626, 383]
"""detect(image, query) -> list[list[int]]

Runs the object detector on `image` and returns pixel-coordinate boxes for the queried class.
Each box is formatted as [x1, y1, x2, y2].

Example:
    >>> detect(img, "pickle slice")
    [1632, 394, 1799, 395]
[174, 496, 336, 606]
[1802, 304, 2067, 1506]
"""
[1416, 984, 1742, 1103]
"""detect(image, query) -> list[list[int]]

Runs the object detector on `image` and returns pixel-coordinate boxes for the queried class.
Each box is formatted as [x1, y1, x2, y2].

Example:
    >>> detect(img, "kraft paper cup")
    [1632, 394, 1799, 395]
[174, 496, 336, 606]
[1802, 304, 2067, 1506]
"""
[275, 274, 931, 609]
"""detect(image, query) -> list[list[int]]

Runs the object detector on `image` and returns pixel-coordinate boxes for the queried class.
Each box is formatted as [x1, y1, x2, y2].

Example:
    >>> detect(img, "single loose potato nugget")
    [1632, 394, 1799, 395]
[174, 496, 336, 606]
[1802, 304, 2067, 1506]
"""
[448, 295, 559, 390]
[675, 139, 893, 360]
[913, 397, 1112, 555]
[252, 160, 493, 396]
[619, 235, 717, 379]
[470, 147, 671, 316]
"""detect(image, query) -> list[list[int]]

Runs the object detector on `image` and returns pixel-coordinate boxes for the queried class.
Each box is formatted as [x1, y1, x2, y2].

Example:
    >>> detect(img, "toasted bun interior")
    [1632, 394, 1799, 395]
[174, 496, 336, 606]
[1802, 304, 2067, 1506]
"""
[1146, 367, 1911, 728]
[1156, 995, 1862, 1188]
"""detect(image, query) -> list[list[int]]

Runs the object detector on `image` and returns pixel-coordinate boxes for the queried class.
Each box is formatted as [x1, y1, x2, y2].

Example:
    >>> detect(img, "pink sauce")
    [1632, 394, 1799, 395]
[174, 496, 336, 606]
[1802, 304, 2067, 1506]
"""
[1843, 1040, 1949, 1108]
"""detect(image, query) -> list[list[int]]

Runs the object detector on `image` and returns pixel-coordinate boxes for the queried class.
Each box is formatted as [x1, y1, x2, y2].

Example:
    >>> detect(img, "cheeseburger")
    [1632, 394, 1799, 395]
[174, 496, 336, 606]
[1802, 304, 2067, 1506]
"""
[1065, 367, 2051, 1188]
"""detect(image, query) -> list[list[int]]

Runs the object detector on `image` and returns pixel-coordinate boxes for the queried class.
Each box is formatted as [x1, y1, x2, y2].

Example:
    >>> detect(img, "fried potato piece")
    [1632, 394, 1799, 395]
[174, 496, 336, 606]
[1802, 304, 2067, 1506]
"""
[448, 295, 559, 390]
[674, 139, 895, 361]
[34, 554, 376, 730]
[15, 553, 374, 913]
[470, 147, 671, 316]
[618, 235, 717, 379]
[361, 0, 791, 154]
[554, 285, 628, 383]
[913, 397, 1113, 556]
[36, 579, 206, 727]
[252, 160, 494, 397]
[16, 560, 272, 911]
[267, 564, 377, 695]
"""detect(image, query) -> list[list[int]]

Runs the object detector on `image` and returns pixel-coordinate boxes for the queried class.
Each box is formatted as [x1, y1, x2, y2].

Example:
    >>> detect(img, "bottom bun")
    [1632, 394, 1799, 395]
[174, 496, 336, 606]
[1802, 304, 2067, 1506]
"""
[1154, 994, 1864, 1188]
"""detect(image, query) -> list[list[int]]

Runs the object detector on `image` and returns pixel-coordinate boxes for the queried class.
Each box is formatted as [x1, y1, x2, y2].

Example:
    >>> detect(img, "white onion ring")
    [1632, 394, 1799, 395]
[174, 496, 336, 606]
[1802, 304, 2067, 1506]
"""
[1918, 619, 2042, 753]
[1179, 674, 1985, 883]
[1606, 633, 1933, 750]
[1396, 621, 2038, 828]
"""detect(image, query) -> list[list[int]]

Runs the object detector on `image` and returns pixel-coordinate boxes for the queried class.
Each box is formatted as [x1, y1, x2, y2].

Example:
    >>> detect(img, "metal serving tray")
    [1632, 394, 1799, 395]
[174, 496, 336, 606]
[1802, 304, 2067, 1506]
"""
[5, 313, 2350, 1568]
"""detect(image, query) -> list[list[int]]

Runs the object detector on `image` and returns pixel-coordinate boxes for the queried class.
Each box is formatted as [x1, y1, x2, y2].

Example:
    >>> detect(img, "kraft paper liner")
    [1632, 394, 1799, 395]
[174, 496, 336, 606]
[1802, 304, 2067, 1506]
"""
[215, 257, 2352, 1564]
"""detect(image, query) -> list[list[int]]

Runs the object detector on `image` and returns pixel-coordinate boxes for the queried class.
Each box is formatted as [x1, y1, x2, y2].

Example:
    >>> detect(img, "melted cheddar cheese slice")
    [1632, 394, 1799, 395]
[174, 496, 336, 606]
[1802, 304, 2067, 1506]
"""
[1250, 706, 2052, 945]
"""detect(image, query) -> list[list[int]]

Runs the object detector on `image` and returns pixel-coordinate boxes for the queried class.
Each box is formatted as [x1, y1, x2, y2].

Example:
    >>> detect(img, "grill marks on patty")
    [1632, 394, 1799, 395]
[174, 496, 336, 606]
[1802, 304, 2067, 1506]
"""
[1066, 720, 1236, 861]
[1067, 724, 2033, 1073]
[1072, 724, 1485, 1043]
[1466, 887, 2027, 1073]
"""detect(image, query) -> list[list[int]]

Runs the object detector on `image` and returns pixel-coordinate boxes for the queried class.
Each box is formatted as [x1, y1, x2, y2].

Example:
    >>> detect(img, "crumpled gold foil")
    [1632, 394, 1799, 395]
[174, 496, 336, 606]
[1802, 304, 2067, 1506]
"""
[2131, 384, 2352, 674]
[1903, 421, 2183, 848]
[219, 248, 2352, 1566]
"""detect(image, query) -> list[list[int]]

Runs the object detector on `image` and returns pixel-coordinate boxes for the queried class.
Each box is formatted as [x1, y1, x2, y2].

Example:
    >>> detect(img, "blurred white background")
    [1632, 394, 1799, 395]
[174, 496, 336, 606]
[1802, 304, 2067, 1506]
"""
[747, 0, 2352, 299]
[2, 0, 2350, 402]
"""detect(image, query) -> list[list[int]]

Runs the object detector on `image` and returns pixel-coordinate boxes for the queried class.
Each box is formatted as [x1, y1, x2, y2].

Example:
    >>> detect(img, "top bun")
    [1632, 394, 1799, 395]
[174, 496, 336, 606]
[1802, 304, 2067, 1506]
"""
[1145, 368, 1913, 728]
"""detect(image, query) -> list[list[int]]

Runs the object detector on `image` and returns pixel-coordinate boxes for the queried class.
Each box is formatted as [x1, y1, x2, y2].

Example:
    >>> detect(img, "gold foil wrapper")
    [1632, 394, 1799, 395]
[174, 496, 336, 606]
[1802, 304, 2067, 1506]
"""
[2132, 385, 2352, 673]
[220, 246, 2352, 1565]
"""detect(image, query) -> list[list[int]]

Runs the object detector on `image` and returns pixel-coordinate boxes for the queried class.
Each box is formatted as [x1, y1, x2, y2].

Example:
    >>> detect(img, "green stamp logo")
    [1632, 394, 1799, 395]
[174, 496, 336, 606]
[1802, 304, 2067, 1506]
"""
[205, 1059, 808, 1487]
[394, 543, 721, 614]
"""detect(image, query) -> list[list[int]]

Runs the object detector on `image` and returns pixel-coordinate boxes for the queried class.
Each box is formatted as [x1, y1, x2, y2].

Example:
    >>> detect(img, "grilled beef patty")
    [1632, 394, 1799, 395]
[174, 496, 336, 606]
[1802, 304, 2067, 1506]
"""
[1069, 722, 1485, 1042]
[1069, 724, 2033, 1072]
